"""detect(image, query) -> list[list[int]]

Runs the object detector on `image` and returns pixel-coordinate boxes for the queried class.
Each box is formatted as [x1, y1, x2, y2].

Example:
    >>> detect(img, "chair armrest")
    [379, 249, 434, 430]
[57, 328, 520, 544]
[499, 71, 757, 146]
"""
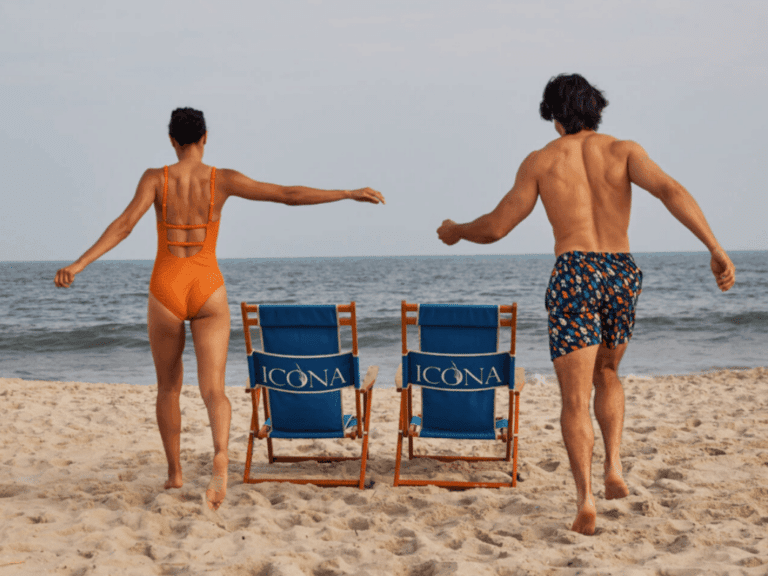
[515, 367, 526, 394]
[361, 366, 378, 391]
[395, 363, 403, 390]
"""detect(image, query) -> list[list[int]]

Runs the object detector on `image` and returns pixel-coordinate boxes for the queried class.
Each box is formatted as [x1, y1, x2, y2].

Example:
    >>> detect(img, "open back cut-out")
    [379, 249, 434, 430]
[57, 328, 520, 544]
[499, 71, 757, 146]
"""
[162, 165, 216, 258]
[148, 165, 225, 320]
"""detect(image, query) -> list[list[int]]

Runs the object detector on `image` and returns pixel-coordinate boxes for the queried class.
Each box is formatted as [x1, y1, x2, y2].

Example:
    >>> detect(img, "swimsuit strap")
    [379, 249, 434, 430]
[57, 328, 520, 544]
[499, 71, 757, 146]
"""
[208, 167, 216, 223]
[162, 165, 169, 222]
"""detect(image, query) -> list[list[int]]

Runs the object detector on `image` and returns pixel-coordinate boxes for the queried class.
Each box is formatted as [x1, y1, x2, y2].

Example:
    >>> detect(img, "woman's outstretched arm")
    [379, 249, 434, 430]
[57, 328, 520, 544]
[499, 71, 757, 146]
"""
[54, 169, 157, 287]
[218, 169, 385, 205]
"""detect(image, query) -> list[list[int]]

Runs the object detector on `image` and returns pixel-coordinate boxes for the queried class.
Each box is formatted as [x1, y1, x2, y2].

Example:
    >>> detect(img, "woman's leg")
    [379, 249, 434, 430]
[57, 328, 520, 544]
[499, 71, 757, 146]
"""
[189, 285, 231, 510]
[147, 293, 186, 489]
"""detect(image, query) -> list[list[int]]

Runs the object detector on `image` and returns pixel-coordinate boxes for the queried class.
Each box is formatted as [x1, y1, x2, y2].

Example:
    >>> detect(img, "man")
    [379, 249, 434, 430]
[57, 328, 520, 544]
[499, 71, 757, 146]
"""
[437, 73, 735, 535]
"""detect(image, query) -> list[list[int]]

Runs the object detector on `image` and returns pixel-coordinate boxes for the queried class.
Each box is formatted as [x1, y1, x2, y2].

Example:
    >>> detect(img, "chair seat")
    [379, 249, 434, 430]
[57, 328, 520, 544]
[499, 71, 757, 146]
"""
[410, 415, 508, 440]
[264, 414, 357, 439]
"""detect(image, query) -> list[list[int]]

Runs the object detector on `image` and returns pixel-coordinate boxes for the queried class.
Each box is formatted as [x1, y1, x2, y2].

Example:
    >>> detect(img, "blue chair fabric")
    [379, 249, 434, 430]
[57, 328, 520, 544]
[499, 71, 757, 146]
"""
[394, 302, 520, 489]
[241, 302, 375, 489]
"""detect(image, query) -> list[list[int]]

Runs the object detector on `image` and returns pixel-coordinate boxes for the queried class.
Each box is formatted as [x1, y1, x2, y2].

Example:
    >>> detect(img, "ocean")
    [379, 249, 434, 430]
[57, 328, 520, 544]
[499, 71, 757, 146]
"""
[1, 252, 765, 388]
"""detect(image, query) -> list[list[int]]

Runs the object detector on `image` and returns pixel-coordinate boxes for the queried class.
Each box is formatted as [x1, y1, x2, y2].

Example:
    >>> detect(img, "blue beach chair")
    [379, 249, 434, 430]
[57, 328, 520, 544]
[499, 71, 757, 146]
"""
[241, 302, 378, 489]
[394, 301, 525, 489]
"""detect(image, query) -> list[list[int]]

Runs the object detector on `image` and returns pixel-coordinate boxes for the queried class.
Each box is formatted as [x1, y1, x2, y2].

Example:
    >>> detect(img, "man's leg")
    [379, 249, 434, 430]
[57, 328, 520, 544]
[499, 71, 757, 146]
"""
[553, 344, 600, 535]
[593, 342, 630, 499]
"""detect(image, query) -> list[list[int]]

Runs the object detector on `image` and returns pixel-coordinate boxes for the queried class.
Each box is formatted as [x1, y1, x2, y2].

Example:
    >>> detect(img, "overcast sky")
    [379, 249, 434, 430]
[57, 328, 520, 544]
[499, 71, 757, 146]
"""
[2, 0, 766, 261]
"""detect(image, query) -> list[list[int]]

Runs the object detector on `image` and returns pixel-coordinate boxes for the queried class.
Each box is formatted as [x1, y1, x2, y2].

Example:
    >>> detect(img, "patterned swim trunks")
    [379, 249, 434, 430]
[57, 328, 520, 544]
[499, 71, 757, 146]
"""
[545, 252, 642, 361]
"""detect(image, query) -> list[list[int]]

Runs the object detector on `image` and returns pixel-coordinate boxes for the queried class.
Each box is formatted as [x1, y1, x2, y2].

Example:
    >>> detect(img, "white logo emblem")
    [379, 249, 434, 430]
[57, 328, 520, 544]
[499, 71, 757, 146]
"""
[261, 364, 347, 389]
[414, 362, 502, 387]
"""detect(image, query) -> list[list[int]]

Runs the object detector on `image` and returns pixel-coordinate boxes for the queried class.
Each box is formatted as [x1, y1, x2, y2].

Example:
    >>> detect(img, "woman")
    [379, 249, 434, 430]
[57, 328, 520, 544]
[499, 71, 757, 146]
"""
[55, 108, 385, 510]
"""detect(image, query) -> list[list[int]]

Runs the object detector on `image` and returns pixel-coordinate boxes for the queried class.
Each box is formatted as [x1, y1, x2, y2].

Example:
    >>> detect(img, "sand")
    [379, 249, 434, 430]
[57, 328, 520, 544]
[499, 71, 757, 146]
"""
[1, 368, 767, 575]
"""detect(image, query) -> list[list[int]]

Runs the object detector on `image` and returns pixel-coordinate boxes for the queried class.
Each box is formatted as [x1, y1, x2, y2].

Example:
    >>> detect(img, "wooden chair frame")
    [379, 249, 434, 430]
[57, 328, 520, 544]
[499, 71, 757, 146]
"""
[393, 301, 525, 489]
[241, 301, 377, 489]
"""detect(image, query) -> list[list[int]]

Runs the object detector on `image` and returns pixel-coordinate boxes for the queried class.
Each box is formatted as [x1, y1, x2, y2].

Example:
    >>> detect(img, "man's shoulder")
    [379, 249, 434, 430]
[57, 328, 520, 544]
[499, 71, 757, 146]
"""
[528, 138, 563, 166]
[604, 135, 641, 150]
[594, 134, 648, 154]
[517, 148, 547, 176]
[543, 133, 642, 155]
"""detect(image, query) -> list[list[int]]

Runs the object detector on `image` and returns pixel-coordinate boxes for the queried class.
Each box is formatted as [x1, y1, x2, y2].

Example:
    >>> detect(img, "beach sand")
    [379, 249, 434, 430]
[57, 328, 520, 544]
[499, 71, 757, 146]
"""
[1, 368, 767, 575]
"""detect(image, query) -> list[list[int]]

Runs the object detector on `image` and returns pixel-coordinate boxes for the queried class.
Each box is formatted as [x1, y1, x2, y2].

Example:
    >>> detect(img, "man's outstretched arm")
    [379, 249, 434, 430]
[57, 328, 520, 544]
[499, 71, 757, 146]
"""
[627, 142, 735, 292]
[437, 152, 539, 245]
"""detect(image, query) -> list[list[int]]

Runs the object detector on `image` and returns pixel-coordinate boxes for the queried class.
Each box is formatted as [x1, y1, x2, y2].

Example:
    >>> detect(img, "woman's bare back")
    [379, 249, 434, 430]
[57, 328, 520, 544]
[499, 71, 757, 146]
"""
[155, 162, 225, 258]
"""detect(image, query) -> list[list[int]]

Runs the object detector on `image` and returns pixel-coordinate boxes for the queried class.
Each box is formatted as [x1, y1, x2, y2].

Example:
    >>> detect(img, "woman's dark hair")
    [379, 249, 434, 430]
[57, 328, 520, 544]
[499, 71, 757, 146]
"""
[539, 74, 608, 134]
[168, 108, 207, 146]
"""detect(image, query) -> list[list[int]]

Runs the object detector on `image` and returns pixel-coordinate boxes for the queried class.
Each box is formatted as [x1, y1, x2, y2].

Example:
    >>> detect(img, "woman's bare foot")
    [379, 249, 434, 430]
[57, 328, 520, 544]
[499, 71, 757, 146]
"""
[604, 462, 629, 500]
[571, 496, 596, 535]
[205, 453, 228, 511]
[164, 471, 183, 489]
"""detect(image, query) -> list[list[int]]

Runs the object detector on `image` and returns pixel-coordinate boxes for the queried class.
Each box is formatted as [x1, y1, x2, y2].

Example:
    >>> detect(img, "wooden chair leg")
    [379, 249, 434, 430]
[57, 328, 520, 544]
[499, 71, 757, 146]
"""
[358, 388, 374, 489]
[262, 389, 275, 463]
[244, 387, 261, 482]
[505, 389, 513, 462]
[355, 389, 363, 440]
[512, 390, 520, 487]
[407, 387, 415, 460]
[393, 388, 408, 486]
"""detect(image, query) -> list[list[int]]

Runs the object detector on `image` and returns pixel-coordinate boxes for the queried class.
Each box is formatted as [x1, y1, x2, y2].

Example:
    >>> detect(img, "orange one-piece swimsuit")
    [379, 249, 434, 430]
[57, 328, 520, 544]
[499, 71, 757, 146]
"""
[149, 166, 225, 320]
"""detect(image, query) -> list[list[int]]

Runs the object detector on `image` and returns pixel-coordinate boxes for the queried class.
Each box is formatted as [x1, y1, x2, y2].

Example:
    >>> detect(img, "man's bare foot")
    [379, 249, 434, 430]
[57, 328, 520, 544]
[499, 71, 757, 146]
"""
[164, 471, 183, 490]
[205, 453, 228, 511]
[604, 462, 629, 500]
[571, 496, 596, 535]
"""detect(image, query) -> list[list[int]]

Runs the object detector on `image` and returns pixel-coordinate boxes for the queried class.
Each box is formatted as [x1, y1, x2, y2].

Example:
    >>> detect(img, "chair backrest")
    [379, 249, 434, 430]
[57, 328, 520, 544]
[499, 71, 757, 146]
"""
[259, 305, 341, 355]
[403, 303, 515, 439]
[246, 305, 360, 434]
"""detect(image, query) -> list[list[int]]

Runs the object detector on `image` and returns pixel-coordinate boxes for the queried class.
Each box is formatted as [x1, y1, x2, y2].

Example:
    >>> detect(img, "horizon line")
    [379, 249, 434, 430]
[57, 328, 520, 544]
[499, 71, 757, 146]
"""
[3, 248, 766, 264]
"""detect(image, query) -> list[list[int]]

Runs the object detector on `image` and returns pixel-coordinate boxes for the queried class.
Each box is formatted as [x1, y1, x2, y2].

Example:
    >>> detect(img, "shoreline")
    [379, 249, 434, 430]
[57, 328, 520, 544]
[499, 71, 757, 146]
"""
[4, 363, 766, 389]
[1, 368, 767, 574]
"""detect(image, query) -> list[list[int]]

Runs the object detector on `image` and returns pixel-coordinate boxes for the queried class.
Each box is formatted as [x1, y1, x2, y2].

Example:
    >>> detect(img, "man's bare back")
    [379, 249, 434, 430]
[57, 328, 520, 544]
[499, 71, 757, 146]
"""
[534, 128, 633, 256]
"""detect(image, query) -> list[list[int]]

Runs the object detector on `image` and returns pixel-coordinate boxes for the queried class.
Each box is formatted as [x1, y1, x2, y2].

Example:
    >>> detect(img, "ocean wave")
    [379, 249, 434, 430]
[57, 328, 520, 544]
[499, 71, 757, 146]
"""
[722, 311, 768, 326]
[0, 323, 149, 352]
[638, 310, 767, 331]
[3, 310, 764, 356]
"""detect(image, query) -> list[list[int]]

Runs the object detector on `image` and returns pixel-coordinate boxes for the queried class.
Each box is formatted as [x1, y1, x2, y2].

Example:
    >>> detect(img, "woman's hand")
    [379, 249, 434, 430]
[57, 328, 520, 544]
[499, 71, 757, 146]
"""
[54, 263, 84, 288]
[350, 188, 386, 204]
